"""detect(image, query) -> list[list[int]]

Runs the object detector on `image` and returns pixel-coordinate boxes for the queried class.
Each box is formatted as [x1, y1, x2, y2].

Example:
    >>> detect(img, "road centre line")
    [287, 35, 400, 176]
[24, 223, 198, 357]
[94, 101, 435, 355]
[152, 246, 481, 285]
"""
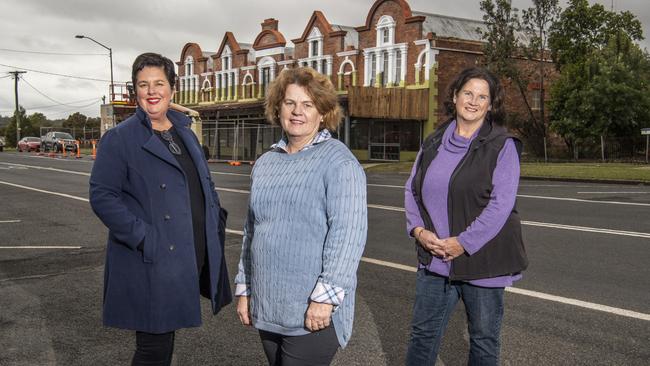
[2, 179, 647, 239]
[367, 204, 650, 239]
[0, 181, 90, 202]
[368, 183, 404, 189]
[3, 180, 649, 320]
[5, 162, 649, 207]
[210, 171, 250, 177]
[0, 220, 21, 223]
[0, 246, 82, 249]
[0, 162, 90, 176]
[223, 228, 650, 321]
[577, 191, 649, 194]
[517, 194, 650, 207]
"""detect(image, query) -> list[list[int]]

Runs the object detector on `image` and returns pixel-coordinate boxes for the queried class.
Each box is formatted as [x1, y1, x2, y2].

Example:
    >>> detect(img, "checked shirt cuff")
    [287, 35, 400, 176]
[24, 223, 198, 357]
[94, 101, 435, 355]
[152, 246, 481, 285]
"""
[235, 283, 250, 297]
[310, 281, 345, 306]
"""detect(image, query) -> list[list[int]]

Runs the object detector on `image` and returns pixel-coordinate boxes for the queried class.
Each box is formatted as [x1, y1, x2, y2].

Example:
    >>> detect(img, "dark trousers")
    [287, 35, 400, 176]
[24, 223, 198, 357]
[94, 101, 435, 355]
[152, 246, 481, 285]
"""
[406, 269, 505, 366]
[259, 326, 340, 366]
[132, 331, 175, 366]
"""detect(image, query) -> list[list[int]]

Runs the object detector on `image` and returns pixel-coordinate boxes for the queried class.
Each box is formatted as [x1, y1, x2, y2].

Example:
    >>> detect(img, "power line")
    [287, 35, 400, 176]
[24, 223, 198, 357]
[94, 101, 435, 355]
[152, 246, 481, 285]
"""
[47, 100, 102, 118]
[0, 48, 108, 56]
[0, 97, 102, 113]
[0, 62, 123, 83]
[20, 76, 84, 107]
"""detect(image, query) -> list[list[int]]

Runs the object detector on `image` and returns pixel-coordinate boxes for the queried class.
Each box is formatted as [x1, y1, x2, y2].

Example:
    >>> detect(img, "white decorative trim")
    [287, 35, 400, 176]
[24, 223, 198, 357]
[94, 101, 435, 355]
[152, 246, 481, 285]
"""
[255, 47, 284, 58]
[336, 50, 359, 57]
[241, 65, 257, 71]
[376, 15, 396, 47]
[338, 58, 355, 75]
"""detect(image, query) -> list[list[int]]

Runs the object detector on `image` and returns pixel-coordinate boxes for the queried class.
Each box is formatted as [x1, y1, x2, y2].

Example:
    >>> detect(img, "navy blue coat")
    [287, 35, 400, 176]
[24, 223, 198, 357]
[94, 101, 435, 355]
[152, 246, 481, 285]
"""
[89, 108, 232, 333]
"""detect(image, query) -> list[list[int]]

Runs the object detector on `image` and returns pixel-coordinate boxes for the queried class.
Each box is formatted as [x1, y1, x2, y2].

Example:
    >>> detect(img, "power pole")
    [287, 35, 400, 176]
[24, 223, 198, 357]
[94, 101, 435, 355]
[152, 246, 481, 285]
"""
[9, 71, 26, 145]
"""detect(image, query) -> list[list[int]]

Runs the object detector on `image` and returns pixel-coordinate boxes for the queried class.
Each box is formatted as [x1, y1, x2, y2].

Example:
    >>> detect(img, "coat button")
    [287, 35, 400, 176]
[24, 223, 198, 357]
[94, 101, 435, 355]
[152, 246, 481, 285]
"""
[169, 245, 175, 251]
[164, 214, 171, 220]
[160, 183, 167, 189]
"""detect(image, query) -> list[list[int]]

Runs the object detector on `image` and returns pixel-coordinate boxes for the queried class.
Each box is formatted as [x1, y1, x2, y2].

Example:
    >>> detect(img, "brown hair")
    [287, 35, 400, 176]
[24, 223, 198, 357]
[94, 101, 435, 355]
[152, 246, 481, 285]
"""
[264, 67, 342, 131]
[443, 67, 506, 125]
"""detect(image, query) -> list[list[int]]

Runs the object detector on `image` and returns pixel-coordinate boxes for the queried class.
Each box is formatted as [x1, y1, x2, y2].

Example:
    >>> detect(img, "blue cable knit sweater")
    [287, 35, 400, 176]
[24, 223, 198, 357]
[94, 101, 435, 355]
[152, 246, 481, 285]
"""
[235, 138, 368, 347]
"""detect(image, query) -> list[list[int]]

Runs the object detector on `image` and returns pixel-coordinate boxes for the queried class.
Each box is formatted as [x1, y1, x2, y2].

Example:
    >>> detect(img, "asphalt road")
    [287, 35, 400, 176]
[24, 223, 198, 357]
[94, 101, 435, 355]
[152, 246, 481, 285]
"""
[0, 151, 648, 365]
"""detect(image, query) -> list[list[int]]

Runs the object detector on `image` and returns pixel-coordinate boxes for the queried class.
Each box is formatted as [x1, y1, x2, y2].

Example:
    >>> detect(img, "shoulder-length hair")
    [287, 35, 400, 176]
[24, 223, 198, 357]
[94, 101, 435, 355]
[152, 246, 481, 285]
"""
[443, 67, 506, 125]
[264, 67, 342, 131]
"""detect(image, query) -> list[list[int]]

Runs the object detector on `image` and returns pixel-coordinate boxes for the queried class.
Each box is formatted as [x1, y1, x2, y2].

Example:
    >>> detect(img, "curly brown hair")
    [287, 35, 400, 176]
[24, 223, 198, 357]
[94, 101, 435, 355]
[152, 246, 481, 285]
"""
[264, 67, 342, 131]
[443, 67, 506, 125]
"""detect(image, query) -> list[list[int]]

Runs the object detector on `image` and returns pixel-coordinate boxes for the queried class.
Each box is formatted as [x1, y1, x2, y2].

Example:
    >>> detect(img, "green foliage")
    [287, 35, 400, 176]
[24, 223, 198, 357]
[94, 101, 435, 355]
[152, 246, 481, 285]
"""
[63, 112, 88, 129]
[548, 1, 649, 157]
[4, 107, 28, 147]
[548, 0, 643, 69]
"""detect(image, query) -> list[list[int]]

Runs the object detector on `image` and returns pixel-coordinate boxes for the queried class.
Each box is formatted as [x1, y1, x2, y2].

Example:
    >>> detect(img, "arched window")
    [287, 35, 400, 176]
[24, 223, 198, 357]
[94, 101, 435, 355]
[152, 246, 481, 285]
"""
[184, 56, 194, 75]
[376, 15, 396, 47]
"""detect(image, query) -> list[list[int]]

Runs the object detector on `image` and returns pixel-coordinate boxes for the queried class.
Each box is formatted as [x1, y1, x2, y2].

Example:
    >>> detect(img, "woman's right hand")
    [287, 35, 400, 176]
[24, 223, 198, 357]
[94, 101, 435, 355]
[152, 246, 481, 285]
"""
[418, 229, 446, 257]
[237, 296, 251, 326]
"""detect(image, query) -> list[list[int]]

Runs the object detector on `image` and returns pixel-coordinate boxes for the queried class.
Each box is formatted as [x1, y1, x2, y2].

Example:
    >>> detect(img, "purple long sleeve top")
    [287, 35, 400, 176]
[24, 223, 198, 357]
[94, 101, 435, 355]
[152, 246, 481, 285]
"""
[405, 121, 522, 287]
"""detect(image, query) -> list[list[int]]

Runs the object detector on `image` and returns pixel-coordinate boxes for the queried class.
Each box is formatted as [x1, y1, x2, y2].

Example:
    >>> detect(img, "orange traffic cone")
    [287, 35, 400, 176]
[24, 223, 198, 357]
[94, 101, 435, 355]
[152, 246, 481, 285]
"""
[75, 141, 82, 159]
[91, 140, 97, 160]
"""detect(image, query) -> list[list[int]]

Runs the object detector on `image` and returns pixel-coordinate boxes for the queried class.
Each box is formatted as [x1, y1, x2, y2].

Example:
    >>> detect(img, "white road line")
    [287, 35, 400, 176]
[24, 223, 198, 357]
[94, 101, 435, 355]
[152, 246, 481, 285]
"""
[3, 180, 647, 239]
[0, 162, 90, 176]
[223, 229, 650, 321]
[210, 171, 250, 177]
[368, 183, 404, 189]
[577, 191, 649, 194]
[226, 228, 244, 236]
[506, 287, 650, 321]
[217, 187, 250, 194]
[5, 162, 649, 208]
[522, 221, 650, 239]
[27, 155, 93, 163]
[0, 246, 82, 249]
[3, 180, 648, 321]
[366, 204, 650, 238]
[517, 194, 650, 207]
[367, 203, 407, 212]
[0, 181, 89, 202]
[0, 220, 21, 223]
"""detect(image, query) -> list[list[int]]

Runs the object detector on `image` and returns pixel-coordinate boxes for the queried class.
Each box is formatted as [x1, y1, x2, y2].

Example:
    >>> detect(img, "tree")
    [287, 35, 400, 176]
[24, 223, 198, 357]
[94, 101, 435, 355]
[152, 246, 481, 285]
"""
[521, 0, 561, 157]
[549, 35, 650, 158]
[4, 107, 28, 147]
[548, 0, 648, 158]
[27, 112, 49, 137]
[548, 0, 643, 69]
[479, 0, 559, 156]
[63, 112, 88, 130]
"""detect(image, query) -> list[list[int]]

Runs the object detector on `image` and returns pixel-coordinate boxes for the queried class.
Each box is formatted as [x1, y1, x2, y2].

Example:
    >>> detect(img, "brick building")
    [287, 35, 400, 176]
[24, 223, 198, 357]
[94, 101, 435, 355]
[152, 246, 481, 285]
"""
[170, 0, 546, 162]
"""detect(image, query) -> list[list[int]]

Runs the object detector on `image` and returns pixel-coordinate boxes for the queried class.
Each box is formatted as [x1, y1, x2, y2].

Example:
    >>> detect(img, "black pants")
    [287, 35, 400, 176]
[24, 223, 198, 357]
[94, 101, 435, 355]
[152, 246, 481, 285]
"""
[259, 326, 339, 366]
[132, 331, 175, 366]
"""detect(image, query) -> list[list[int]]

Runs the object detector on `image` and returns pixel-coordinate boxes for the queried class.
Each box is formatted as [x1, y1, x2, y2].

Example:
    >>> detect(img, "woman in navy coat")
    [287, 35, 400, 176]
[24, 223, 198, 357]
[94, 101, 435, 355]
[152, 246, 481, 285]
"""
[89, 53, 231, 365]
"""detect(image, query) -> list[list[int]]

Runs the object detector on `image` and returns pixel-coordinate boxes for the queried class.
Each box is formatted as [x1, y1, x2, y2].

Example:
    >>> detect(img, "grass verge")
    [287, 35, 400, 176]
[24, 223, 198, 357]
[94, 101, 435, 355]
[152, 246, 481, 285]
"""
[364, 162, 650, 183]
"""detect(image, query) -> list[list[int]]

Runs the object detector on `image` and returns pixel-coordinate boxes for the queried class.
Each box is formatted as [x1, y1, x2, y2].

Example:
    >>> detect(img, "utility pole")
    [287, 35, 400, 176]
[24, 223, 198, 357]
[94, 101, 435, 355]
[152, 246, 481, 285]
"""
[9, 71, 26, 145]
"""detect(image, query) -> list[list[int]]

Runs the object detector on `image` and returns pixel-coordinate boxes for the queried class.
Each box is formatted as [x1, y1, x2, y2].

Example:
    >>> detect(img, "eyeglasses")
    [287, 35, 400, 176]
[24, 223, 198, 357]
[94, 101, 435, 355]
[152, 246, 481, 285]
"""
[160, 130, 181, 155]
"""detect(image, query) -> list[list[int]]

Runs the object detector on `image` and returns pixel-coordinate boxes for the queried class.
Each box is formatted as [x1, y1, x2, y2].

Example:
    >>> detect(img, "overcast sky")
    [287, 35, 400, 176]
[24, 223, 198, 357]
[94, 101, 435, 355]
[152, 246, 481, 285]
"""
[0, 0, 647, 120]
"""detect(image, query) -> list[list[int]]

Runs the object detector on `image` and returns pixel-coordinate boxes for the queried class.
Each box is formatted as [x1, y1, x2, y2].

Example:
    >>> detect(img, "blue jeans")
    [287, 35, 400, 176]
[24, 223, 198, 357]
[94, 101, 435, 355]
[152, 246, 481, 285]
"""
[406, 269, 505, 366]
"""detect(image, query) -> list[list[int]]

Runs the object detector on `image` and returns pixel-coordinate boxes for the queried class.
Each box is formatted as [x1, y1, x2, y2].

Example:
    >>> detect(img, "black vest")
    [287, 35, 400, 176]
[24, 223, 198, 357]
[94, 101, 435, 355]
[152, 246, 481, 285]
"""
[413, 119, 528, 280]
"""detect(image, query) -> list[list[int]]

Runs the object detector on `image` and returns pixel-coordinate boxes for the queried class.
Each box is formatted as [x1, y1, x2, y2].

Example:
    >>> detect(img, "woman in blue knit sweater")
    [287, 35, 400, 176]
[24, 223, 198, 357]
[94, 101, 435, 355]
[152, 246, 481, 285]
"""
[235, 67, 368, 366]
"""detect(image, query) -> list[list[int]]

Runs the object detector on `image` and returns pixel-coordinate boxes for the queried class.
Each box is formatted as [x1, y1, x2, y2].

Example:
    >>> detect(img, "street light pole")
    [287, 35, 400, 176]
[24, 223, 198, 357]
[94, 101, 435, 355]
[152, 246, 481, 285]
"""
[75, 34, 115, 128]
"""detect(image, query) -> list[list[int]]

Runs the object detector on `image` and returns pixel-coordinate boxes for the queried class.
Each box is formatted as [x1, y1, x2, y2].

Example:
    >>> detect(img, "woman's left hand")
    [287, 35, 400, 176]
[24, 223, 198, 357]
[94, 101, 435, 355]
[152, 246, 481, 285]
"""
[304, 302, 334, 332]
[441, 236, 465, 262]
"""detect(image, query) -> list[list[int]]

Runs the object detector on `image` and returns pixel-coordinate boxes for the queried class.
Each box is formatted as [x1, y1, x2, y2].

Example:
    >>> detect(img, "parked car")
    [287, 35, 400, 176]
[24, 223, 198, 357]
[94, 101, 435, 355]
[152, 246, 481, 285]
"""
[17, 137, 41, 152]
[41, 132, 77, 153]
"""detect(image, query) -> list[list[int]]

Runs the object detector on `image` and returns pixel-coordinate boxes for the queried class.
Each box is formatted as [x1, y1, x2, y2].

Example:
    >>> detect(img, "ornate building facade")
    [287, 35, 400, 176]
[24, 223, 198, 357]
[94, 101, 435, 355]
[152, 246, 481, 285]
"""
[174, 0, 545, 162]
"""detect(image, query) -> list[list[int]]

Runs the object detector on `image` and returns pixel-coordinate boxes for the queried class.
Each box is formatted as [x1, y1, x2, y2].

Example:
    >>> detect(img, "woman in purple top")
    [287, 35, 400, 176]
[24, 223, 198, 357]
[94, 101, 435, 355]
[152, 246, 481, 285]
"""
[404, 67, 528, 366]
